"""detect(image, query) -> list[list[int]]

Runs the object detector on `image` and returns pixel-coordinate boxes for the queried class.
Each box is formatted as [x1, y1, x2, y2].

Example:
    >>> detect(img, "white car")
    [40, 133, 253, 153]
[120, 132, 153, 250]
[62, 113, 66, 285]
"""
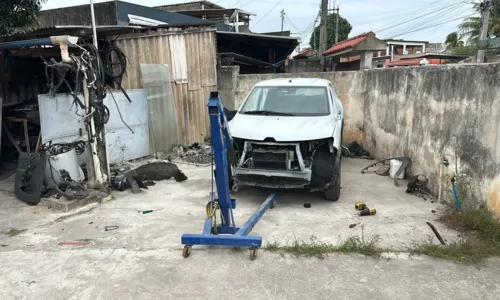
[228, 78, 344, 201]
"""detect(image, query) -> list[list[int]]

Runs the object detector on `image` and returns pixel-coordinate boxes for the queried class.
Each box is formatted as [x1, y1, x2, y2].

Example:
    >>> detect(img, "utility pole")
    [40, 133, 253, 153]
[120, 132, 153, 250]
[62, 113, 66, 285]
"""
[319, 0, 328, 70]
[477, 0, 491, 63]
[335, 6, 340, 43]
[280, 9, 285, 32]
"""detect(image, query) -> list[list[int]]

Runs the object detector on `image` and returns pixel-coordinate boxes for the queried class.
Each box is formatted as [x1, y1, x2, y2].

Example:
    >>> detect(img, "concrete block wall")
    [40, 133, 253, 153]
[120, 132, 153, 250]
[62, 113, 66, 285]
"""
[216, 64, 500, 213]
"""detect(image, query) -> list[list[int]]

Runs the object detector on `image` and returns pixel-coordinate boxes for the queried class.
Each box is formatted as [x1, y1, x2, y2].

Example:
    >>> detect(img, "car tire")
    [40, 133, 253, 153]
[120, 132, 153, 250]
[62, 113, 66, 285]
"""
[324, 159, 340, 201]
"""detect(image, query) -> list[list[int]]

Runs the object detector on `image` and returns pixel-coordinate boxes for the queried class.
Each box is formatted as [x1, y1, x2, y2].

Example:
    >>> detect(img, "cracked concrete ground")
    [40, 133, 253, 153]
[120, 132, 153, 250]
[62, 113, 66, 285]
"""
[1, 158, 499, 299]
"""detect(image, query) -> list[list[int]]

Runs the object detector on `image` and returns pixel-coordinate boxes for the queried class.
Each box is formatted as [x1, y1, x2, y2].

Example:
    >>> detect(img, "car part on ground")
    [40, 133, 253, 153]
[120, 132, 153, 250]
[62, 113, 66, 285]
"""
[134, 162, 187, 182]
[406, 174, 428, 194]
[361, 157, 411, 186]
[15, 152, 47, 205]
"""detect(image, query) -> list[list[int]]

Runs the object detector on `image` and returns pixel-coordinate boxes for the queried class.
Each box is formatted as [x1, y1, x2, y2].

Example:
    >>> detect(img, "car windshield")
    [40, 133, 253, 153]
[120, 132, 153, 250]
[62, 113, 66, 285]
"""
[239, 86, 331, 117]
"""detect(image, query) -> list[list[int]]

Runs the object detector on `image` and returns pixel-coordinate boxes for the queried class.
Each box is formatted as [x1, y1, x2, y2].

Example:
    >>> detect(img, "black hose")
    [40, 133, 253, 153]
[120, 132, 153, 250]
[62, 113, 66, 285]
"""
[426, 222, 446, 245]
[103, 45, 127, 81]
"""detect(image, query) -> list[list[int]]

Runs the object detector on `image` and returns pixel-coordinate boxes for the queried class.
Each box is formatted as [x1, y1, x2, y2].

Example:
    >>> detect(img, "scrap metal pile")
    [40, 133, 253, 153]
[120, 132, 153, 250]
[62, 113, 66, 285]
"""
[13, 38, 130, 205]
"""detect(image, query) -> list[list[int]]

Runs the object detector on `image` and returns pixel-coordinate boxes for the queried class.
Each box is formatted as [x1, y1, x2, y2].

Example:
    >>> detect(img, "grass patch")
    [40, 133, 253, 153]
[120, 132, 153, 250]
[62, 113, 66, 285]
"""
[5, 228, 27, 237]
[265, 234, 381, 259]
[412, 206, 500, 264]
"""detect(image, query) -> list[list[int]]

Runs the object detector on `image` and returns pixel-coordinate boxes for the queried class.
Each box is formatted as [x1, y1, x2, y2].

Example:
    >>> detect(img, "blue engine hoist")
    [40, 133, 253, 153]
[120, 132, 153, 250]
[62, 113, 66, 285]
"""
[181, 92, 277, 260]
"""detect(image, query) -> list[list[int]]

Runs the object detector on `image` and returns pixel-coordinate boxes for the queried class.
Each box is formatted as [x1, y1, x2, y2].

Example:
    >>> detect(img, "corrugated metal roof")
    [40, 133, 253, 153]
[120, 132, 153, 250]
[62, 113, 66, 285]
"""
[323, 32, 368, 56]
[0, 25, 143, 39]
[155, 1, 224, 9]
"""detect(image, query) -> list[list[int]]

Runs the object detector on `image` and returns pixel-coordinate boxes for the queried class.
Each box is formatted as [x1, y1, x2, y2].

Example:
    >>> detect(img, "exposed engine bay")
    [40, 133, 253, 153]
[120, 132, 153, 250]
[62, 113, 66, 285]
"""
[232, 138, 337, 189]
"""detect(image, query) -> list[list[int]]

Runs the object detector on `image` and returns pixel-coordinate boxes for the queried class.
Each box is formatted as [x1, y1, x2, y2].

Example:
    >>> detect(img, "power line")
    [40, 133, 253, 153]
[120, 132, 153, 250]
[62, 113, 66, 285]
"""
[382, 4, 470, 38]
[389, 13, 475, 38]
[376, 1, 464, 33]
[252, 0, 283, 27]
[285, 14, 305, 33]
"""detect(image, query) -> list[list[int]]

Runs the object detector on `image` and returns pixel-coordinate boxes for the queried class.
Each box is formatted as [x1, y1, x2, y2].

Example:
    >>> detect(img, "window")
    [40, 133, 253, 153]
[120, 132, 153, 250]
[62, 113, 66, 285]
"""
[240, 86, 330, 116]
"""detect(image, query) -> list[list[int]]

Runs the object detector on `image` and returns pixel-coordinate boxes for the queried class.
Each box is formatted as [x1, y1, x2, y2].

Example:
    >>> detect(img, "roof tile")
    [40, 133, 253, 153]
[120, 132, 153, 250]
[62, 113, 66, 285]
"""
[323, 32, 368, 56]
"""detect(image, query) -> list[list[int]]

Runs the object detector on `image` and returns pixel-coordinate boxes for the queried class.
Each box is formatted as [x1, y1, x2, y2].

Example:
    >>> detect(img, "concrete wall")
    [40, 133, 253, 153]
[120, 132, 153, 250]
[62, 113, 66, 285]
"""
[288, 59, 322, 73]
[217, 64, 500, 212]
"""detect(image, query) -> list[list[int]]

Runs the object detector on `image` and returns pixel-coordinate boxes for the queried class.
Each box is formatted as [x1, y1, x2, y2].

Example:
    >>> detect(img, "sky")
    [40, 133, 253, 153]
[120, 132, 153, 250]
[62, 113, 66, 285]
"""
[42, 0, 478, 48]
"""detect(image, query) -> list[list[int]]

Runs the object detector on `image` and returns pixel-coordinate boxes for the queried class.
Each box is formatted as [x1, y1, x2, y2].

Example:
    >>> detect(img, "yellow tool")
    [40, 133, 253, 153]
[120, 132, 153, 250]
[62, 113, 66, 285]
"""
[355, 202, 367, 211]
[359, 208, 377, 216]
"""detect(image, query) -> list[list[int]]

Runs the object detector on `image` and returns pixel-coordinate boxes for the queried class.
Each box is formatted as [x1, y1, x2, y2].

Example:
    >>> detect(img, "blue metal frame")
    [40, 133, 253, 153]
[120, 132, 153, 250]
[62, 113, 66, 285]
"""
[181, 92, 276, 249]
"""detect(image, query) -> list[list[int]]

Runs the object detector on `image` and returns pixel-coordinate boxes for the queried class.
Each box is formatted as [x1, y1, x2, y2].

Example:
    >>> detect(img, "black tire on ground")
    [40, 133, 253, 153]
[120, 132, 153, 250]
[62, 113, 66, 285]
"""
[324, 159, 341, 201]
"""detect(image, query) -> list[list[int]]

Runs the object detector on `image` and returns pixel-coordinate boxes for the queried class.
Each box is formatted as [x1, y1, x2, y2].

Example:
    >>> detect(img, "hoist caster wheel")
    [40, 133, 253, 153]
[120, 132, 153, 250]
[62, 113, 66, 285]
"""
[231, 182, 239, 193]
[249, 248, 257, 261]
[270, 201, 276, 209]
[182, 245, 192, 258]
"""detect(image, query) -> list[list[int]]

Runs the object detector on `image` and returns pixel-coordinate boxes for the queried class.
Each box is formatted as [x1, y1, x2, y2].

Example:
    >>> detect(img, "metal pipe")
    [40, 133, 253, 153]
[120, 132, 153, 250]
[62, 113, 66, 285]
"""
[90, 0, 98, 49]
[0, 36, 78, 50]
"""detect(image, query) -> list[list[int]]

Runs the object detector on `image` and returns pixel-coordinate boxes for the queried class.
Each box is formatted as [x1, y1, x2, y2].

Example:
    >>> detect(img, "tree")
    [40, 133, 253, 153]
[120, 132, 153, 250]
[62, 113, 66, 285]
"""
[445, 32, 459, 48]
[309, 13, 352, 50]
[0, 1, 46, 35]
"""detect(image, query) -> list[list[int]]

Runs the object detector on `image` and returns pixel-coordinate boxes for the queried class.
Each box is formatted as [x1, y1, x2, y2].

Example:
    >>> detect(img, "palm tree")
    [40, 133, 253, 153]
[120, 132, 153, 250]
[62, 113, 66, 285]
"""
[459, 1, 500, 44]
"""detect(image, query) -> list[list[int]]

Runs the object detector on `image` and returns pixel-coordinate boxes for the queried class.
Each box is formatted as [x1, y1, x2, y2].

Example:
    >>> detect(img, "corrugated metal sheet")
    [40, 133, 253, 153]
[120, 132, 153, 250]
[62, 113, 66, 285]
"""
[117, 27, 216, 145]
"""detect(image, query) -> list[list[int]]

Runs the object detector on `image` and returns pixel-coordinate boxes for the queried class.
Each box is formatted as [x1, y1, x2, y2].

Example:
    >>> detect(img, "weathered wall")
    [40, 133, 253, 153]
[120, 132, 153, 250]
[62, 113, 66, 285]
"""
[288, 59, 322, 73]
[217, 66, 240, 110]
[218, 64, 500, 211]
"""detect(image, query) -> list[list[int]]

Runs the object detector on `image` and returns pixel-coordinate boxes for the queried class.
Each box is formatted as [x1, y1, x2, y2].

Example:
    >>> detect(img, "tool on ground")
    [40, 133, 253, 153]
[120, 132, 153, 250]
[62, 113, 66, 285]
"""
[359, 208, 377, 216]
[140, 208, 164, 214]
[355, 202, 367, 211]
[181, 92, 277, 261]
[105, 225, 119, 231]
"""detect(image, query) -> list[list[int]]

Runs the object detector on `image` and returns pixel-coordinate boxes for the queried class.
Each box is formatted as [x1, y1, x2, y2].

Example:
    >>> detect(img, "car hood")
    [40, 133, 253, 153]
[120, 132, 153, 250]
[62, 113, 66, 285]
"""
[229, 113, 335, 142]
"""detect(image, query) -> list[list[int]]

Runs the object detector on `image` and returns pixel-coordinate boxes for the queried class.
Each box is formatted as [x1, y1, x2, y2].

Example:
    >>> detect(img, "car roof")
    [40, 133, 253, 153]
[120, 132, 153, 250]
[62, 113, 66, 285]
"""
[254, 78, 331, 87]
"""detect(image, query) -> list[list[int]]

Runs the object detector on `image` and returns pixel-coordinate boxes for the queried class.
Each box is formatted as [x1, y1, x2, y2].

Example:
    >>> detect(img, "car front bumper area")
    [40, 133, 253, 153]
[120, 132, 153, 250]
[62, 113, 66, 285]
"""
[234, 167, 312, 189]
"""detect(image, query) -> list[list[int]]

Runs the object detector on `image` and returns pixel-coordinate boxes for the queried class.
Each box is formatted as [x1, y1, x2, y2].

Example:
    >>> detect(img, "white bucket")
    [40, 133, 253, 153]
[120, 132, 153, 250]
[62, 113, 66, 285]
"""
[389, 159, 405, 179]
[44, 148, 85, 188]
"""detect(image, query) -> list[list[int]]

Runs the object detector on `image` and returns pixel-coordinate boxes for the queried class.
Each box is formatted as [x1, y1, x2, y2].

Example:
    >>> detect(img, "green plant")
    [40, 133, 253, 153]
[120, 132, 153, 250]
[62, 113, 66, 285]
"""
[309, 13, 353, 50]
[265, 232, 381, 259]
[0, 1, 46, 35]
[411, 206, 500, 264]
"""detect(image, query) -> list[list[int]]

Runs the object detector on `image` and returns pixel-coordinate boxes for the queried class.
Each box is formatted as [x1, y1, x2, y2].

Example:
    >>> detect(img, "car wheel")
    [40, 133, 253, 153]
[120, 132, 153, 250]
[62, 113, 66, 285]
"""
[324, 159, 340, 201]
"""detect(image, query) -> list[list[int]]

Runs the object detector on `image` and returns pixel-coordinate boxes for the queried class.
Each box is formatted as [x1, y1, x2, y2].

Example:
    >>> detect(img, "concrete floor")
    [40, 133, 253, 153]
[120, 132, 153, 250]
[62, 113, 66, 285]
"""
[1, 158, 499, 299]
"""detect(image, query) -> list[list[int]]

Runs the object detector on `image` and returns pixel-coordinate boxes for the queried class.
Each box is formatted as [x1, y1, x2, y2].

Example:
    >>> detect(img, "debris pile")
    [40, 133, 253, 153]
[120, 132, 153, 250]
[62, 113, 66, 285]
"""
[342, 141, 371, 158]
[170, 142, 212, 164]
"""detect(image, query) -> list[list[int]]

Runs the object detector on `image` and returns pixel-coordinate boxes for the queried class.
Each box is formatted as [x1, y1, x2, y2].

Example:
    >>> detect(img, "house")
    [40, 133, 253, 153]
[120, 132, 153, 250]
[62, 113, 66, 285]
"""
[155, 0, 254, 33]
[383, 39, 428, 57]
[322, 32, 387, 71]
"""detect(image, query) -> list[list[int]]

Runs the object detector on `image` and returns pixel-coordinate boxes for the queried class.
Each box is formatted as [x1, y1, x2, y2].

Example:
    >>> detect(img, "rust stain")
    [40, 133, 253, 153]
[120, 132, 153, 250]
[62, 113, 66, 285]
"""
[488, 175, 500, 216]
[59, 241, 90, 246]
